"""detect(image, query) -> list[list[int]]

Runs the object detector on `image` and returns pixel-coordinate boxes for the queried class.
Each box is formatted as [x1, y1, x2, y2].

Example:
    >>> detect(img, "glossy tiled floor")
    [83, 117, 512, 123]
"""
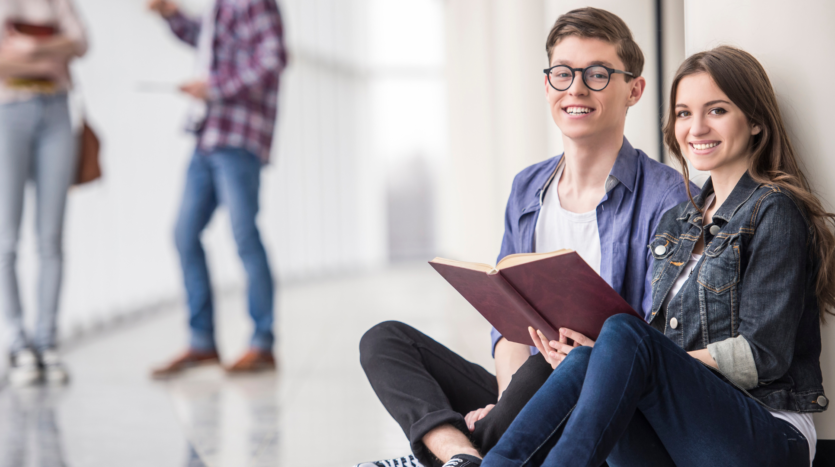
[0, 265, 494, 467]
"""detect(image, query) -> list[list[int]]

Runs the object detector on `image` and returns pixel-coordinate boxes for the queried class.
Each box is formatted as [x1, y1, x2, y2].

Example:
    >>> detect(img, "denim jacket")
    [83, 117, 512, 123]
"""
[649, 172, 827, 413]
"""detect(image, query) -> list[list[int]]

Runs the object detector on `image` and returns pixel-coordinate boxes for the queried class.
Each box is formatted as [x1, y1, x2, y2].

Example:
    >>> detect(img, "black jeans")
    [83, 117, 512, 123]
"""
[359, 321, 553, 467]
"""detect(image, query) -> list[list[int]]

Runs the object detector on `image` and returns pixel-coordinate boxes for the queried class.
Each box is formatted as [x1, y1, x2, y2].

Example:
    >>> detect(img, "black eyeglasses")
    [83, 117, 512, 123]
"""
[543, 65, 634, 92]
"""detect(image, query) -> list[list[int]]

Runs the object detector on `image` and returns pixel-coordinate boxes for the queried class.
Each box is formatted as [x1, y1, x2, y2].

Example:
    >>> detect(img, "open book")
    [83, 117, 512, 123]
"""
[430, 250, 641, 345]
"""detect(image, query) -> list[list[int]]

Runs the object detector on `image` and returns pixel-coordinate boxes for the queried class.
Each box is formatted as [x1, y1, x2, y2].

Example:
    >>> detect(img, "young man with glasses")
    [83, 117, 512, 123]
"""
[354, 8, 696, 467]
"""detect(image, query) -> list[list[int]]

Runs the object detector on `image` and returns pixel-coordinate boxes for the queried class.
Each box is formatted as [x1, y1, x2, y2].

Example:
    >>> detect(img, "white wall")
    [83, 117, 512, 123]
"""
[683, 0, 835, 437]
[439, 0, 548, 265]
[12, 0, 393, 342]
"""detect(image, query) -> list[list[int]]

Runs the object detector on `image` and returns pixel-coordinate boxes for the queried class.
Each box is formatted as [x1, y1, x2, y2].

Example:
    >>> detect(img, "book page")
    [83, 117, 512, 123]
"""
[496, 249, 571, 270]
[429, 257, 494, 273]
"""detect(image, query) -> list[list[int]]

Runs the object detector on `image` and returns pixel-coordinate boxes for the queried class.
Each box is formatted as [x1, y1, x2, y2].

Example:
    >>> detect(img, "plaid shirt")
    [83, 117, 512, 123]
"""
[166, 0, 286, 163]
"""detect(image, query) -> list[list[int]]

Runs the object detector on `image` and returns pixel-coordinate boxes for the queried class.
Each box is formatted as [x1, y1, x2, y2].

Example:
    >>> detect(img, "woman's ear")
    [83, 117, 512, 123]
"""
[751, 124, 762, 136]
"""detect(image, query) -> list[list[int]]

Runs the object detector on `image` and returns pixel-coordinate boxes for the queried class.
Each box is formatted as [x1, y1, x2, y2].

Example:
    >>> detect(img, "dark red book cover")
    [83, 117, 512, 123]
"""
[430, 251, 641, 345]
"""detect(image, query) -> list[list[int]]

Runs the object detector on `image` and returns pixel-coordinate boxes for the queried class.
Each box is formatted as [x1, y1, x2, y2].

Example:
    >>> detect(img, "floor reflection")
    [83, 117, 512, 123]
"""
[0, 386, 68, 467]
[164, 367, 280, 467]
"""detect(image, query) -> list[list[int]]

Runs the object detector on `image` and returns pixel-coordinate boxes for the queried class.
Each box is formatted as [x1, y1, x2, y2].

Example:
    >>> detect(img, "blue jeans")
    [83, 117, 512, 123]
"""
[174, 147, 274, 352]
[482, 315, 810, 467]
[0, 94, 76, 353]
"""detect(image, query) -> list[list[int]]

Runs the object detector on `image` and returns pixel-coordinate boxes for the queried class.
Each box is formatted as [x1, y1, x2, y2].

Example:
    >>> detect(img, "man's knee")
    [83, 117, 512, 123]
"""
[359, 320, 413, 369]
[173, 218, 199, 255]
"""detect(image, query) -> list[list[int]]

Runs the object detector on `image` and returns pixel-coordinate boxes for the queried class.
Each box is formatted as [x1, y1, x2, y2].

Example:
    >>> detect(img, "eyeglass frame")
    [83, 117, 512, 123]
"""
[543, 65, 634, 92]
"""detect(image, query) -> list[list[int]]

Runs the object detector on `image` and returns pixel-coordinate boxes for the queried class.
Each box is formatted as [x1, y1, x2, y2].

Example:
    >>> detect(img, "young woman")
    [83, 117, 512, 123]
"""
[480, 45, 832, 467]
[0, 0, 88, 385]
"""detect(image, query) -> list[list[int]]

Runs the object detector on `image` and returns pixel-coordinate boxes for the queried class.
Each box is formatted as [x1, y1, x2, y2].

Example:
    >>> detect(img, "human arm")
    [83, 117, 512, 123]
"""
[148, 0, 201, 47]
[688, 349, 718, 368]
[0, 0, 88, 63]
[206, 0, 287, 101]
[705, 193, 809, 390]
[0, 56, 63, 79]
[1, 33, 83, 60]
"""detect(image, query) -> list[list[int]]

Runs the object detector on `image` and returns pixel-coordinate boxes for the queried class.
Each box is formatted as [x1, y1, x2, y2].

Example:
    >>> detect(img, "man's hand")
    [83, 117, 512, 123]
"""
[179, 79, 209, 100]
[529, 327, 595, 370]
[0, 32, 39, 60]
[148, 0, 179, 18]
[465, 404, 495, 432]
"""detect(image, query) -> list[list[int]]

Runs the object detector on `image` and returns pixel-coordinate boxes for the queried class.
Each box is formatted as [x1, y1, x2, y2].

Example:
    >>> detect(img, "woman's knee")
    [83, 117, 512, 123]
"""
[597, 314, 650, 347]
[563, 344, 593, 367]
[602, 314, 646, 334]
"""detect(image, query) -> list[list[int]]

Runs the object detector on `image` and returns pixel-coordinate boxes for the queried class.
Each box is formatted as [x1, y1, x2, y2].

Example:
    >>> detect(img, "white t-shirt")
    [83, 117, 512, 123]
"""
[534, 162, 617, 271]
[662, 201, 816, 464]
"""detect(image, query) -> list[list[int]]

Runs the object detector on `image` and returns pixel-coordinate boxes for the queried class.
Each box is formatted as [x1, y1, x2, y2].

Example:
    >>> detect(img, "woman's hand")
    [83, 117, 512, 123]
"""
[148, 0, 179, 18]
[529, 326, 595, 370]
[464, 404, 495, 431]
[0, 32, 39, 60]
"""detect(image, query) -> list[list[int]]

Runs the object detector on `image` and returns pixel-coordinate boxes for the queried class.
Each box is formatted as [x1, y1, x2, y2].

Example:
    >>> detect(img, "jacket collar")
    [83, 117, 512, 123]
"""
[679, 171, 762, 224]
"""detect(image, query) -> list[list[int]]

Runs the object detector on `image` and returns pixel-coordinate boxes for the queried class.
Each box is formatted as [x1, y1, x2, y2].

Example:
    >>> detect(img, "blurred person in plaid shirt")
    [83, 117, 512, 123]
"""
[147, 0, 286, 378]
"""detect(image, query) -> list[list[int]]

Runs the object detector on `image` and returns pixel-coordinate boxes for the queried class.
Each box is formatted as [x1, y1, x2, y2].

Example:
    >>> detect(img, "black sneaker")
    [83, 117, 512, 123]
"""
[442, 454, 482, 467]
[352, 454, 424, 467]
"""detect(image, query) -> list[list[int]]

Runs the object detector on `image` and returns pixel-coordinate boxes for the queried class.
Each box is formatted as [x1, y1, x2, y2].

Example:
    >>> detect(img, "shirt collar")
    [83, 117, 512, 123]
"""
[544, 136, 637, 200]
[680, 171, 761, 223]
[607, 136, 638, 193]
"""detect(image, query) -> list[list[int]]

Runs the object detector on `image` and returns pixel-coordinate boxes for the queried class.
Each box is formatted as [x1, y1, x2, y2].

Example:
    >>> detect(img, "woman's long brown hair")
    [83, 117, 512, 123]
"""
[662, 45, 835, 320]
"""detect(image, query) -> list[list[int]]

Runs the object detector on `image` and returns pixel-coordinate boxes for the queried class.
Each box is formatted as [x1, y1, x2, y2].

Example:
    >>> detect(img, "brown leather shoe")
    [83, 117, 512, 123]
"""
[150, 348, 220, 379]
[225, 348, 276, 374]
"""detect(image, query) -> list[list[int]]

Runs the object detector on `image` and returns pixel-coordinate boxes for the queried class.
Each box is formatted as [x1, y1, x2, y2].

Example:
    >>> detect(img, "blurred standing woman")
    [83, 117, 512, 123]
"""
[0, 0, 87, 386]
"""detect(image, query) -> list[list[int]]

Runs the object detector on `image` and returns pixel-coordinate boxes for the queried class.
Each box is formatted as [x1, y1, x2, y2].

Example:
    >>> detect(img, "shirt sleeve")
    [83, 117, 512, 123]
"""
[165, 10, 202, 47]
[207, 0, 287, 101]
[56, 0, 88, 56]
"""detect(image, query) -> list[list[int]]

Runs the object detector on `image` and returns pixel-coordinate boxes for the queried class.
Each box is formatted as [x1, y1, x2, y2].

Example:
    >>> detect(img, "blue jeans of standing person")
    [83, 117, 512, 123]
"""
[0, 94, 77, 354]
[174, 147, 274, 352]
[482, 315, 810, 467]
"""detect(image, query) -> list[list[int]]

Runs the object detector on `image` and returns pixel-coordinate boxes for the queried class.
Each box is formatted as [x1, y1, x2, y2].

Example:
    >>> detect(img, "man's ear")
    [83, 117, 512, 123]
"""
[627, 76, 646, 107]
[544, 74, 551, 97]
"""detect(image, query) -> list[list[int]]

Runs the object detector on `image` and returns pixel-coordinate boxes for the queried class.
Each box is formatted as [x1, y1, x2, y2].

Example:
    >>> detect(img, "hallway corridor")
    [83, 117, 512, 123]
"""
[0, 265, 493, 467]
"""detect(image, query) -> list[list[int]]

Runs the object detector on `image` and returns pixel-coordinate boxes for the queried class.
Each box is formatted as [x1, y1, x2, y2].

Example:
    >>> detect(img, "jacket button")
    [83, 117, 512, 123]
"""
[670, 317, 678, 329]
[654, 245, 667, 255]
[709, 225, 721, 236]
[818, 395, 828, 407]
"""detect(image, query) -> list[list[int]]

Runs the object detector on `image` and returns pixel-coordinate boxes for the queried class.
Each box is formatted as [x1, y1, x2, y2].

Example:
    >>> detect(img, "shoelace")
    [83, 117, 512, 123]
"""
[379, 456, 421, 467]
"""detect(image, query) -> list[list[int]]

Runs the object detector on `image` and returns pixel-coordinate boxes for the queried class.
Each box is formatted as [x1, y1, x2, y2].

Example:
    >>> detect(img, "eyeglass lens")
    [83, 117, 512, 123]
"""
[548, 65, 610, 91]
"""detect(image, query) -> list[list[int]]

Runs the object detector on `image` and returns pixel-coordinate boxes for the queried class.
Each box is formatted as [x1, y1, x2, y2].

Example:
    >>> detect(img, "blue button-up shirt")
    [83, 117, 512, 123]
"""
[490, 137, 698, 356]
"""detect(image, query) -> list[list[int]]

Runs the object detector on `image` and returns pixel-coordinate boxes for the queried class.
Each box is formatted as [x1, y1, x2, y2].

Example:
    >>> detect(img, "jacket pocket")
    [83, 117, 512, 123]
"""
[648, 236, 678, 284]
[698, 234, 740, 293]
